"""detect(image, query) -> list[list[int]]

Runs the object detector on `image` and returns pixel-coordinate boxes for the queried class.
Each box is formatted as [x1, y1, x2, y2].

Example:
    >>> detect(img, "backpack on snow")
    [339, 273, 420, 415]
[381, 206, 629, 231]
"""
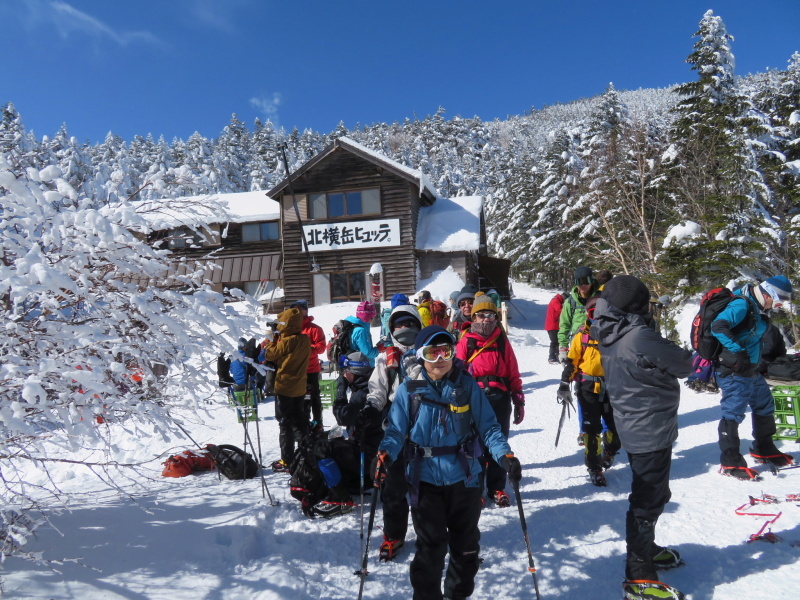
[690, 287, 755, 361]
[429, 300, 451, 329]
[326, 319, 356, 371]
[207, 444, 260, 480]
[766, 355, 800, 382]
[161, 446, 216, 478]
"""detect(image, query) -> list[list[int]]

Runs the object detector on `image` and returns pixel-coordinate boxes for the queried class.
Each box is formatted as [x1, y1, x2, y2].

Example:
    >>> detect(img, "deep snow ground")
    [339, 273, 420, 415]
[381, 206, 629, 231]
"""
[3, 282, 800, 599]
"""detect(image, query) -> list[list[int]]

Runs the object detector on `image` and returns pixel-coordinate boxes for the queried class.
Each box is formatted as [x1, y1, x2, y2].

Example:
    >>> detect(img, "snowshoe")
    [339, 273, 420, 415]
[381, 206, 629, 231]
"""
[622, 579, 685, 600]
[652, 547, 684, 570]
[749, 449, 794, 468]
[720, 465, 762, 481]
[378, 537, 405, 561]
[311, 499, 355, 518]
[492, 490, 511, 507]
[588, 468, 607, 487]
[271, 459, 290, 473]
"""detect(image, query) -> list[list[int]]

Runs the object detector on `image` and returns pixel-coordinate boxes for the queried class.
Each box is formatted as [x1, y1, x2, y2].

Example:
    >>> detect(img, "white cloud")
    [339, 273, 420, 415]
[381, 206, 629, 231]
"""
[250, 93, 283, 126]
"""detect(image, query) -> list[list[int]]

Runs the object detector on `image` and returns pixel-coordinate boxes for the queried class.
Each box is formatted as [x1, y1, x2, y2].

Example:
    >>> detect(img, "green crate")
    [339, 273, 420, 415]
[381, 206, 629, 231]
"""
[230, 389, 259, 423]
[772, 385, 800, 441]
[319, 378, 338, 408]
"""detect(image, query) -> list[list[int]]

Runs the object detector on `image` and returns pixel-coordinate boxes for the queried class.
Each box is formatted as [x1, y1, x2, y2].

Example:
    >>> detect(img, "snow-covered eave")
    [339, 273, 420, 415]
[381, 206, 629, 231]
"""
[138, 191, 280, 231]
[266, 136, 438, 203]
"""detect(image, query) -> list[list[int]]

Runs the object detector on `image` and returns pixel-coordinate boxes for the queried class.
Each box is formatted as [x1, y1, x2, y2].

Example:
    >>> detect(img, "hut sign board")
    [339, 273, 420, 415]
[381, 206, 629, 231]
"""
[302, 219, 401, 251]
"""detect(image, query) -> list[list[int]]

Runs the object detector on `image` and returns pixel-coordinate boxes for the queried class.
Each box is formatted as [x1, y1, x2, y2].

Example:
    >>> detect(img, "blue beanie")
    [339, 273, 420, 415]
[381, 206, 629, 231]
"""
[762, 276, 792, 301]
[391, 293, 410, 309]
[414, 325, 455, 351]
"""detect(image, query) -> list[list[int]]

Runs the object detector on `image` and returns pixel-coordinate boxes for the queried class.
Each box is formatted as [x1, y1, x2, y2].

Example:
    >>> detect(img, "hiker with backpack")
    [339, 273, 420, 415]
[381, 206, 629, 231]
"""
[455, 293, 525, 508]
[372, 325, 521, 600]
[332, 352, 378, 480]
[380, 293, 410, 340]
[364, 304, 423, 561]
[343, 301, 384, 368]
[558, 297, 620, 487]
[709, 275, 795, 479]
[290, 299, 327, 431]
[591, 275, 693, 600]
[545, 291, 569, 365]
[416, 290, 434, 327]
[259, 306, 312, 474]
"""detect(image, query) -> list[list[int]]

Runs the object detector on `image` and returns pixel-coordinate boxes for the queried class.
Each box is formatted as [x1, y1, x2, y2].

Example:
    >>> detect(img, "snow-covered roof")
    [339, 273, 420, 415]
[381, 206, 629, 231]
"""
[416, 196, 483, 252]
[137, 191, 280, 231]
[267, 136, 438, 202]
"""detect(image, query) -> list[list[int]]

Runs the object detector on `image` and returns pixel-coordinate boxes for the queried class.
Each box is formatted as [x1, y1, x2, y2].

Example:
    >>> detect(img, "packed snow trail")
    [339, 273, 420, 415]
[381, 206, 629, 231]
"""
[4, 282, 800, 599]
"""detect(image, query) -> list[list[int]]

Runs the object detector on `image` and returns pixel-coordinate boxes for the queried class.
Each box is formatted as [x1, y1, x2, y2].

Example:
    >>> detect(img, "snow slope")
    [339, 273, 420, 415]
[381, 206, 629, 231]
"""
[4, 282, 800, 599]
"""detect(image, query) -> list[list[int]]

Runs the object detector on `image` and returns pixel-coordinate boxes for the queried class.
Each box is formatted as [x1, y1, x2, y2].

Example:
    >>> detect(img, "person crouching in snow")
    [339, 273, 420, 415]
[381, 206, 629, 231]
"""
[558, 296, 620, 487]
[372, 325, 521, 600]
[591, 275, 692, 600]
[455, 293, 525, 508]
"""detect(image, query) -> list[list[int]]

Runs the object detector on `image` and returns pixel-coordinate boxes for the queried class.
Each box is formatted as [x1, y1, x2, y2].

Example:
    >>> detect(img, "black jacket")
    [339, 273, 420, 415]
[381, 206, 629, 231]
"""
[590, 298, 693, 454]
[332, 373, 384, 450]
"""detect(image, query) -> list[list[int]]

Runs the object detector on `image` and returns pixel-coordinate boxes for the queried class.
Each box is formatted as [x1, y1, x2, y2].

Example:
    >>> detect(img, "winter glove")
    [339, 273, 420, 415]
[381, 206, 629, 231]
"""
[558, 347, 569, 365]
[359, 404, 382, 427]
[370, 450, 393, 487]
[512, 391, 525, 425]
[500, 454, 522, 483]
[720, 349, 753, 376]
[556, 381, 572, 404]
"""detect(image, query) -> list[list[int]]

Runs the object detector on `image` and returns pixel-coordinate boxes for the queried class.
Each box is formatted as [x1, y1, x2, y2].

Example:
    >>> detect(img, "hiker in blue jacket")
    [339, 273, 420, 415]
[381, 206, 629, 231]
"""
[711, 275, 795, 479]
[372, 325, 521, 600]
[345, 301, 383, 367]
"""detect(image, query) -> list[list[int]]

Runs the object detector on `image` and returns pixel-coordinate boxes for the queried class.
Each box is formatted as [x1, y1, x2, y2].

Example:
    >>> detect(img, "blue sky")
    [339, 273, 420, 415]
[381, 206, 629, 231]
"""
[2, 0, 799, 145]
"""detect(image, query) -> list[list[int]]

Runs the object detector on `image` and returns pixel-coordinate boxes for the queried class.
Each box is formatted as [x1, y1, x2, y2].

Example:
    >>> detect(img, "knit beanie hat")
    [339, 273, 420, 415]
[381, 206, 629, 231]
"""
[761, 275, 793, 302]
[460, 283, 479, 295]
[601, 275, 651, 315]
[456, 291, 475, 306]
[471, 294, 498, 317]
[390, 293, 410, 309]
[356, 301, 377, 321]
[414, 325, 455, 351]
[343, 351, 372, 376]
[290, 299, 309, 310]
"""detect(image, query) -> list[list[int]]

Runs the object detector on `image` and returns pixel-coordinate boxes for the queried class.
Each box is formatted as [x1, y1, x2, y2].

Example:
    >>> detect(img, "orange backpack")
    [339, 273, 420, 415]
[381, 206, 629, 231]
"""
[429, 300, 451, 328]
[161, 447, 216, 478]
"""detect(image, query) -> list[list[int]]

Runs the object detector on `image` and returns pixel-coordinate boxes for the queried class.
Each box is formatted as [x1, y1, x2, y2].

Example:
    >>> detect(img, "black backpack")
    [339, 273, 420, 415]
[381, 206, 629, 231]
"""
[690, 287, 754, 361]
[207, 444, 260, 480]
[766, 355, 800, 382]
[326, 320, 356, 372]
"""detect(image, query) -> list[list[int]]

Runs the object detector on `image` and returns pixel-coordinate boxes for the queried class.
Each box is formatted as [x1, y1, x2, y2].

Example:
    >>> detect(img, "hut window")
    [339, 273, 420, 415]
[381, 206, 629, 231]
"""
[166, 227, 204, 249]
[309, 188, 381, 219]
[331, 271, 367, 302]
[242, 221, 280, 242]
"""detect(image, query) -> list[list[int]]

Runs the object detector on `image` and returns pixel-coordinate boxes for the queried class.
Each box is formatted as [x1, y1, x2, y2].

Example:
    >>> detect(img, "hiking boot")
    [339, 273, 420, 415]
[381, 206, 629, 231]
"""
[601, 449, 617, 470]
[652, 546, 683, 570]
[750, 449, 794, 467]
[577, 433, 585, 447]
[311, 498, 355, 518]
[378, 537, 405, 561]
[720, 465, 762, 481]
[622, 580, 685, 600]
[588, 468, 606, 487]
[492, 490, 511, 507]
[271, 459, 290, 473]
[547, 358, 559, 365]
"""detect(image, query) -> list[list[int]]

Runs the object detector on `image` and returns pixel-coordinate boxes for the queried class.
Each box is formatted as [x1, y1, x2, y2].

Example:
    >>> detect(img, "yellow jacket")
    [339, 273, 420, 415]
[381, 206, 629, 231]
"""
[567, 324, 604, 378]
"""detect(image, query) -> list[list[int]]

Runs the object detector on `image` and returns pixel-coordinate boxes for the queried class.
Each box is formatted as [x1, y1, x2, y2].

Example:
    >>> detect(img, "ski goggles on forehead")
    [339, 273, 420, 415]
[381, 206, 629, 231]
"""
[417, 343, 455, 363]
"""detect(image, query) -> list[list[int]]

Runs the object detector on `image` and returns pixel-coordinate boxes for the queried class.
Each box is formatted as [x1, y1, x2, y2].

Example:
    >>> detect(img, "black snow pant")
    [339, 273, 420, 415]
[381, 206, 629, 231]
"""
[306, 372, 322, 427]
[277, 394, 308, 465]
[625, 446, 672, 581]
[381, 455, 410, 542]
[410, 481, 482, 600]
[547, 329, 559, 362]
[480, 389, 512, 497]
[576, 380, 619, 469]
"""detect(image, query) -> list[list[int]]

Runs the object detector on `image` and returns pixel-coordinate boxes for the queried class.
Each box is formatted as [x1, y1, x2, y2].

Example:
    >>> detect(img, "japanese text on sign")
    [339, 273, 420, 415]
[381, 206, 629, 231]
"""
[302, 219, 401, 251]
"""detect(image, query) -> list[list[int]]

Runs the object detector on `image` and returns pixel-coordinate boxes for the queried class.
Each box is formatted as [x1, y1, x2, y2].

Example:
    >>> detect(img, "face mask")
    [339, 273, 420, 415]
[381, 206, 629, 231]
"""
[470, 321, 496, 337]
[392, 327, 419, 347]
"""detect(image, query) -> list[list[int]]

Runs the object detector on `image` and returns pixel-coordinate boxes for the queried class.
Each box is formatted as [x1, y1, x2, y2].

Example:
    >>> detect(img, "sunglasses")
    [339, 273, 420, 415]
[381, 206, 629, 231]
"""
[418, 343, 455, 363]
[473, 311, 497, 320]
[458, 300, 474, 307]
[575, 276, 592, 286]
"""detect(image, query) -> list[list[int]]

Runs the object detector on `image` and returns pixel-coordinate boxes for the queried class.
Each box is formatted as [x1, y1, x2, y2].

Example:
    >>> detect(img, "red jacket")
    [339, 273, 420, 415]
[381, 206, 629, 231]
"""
[544, 293, 566, 331]
[301, 316, 327, 374]
[456, 328, 522, 395]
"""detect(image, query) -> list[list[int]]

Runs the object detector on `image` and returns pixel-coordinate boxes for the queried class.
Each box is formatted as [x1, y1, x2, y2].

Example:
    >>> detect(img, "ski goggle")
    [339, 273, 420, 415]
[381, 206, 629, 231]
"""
[417, 343, 455, 363]
[575, 276, 592, 286]
[473, 311, 497, 320]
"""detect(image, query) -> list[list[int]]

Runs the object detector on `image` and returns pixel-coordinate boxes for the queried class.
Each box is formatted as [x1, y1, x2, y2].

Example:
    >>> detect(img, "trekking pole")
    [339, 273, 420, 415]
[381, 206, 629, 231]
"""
[554, 383, 574, 448]
[355, 478, 380, 600]
[511, 479, 541, 600]
[358, 429, 366, 571]
[241, 414, 279, 507]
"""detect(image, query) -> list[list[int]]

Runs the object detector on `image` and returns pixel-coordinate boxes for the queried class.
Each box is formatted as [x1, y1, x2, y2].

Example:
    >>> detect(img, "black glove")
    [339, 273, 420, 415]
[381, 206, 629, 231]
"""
[501, 454, 522, 483]
[556, 382, 572, 403]
[370, 450, 393, 487]
[721, 349, 752, 375]
[361, 404, 381, 423]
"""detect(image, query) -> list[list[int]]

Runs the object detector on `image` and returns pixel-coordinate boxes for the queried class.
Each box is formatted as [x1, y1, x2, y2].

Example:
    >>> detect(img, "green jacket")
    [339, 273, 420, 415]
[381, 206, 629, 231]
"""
[557, 285, 601, 348]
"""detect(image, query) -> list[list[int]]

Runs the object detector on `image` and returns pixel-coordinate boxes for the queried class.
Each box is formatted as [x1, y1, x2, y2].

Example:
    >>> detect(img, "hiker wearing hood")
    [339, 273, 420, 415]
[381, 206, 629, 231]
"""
[261, 307, 312, 472]
[291, 299, 327, 430]
[364, 304, 424, 562]
[345, 301, 383, 367]
[590, 275, 692, 594]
